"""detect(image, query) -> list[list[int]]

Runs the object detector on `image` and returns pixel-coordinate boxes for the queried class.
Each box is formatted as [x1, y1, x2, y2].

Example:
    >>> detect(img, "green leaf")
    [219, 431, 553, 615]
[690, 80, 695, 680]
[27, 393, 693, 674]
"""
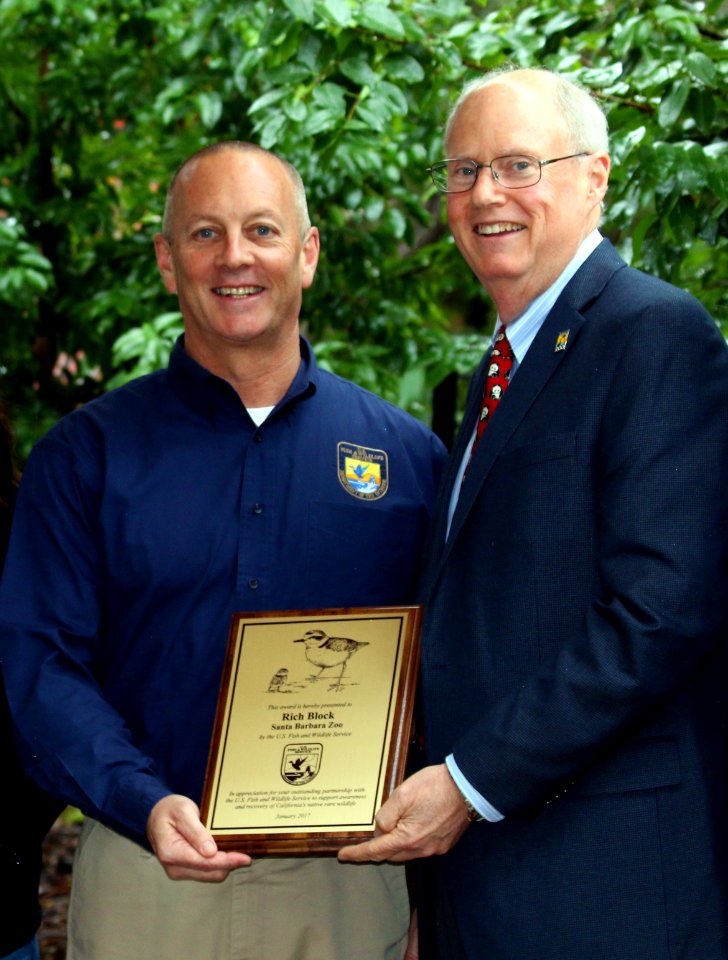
[311, 81, 347, 115]
[363, 196, 385, 221]
[258, 112, 289, 148]
[355, 101, 389, 132]
[674, 146, 709, 193]
[196, 91, 222, 129]
[384, 205, 407, 240]
[111, 328, 148, 363]
[397, 364, 426, 408]
[313, 0, 352, 27]
[689, 88, 716, 135]
[545, 11, 581, 35]
[657, 78, 690, 129]
[610, 124, 647, 164]
[20, 267, 49, 291]
[377, 80, 408, 116]
[383, 53, 425, 83]
[300, 108, 339, 136]
[280, 0, 315, 23]
[17, 249, 52, 270]
[340, 55, 378, 87]
[446, 20, 475, 39]
[685, 52, 717, 88]
[153, 311, 184, 333]
[266, 64, 313, 85]
[296, 32, 324, 71]
[357, 3, 405, 40]
[284, 99, 307, 122]
[248, 88, 289, 114]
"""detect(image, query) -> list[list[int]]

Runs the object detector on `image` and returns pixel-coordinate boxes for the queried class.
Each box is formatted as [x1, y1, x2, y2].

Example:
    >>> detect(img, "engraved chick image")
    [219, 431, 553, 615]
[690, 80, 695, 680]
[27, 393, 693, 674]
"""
[267, 667, 289, 692]
[294, 629, 369, 691]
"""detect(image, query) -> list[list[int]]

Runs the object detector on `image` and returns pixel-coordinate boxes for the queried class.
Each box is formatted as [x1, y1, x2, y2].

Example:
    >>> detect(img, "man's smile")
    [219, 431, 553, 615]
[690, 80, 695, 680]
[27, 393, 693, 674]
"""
[474, 222, 525, 236]
[212, 285, 264, 297]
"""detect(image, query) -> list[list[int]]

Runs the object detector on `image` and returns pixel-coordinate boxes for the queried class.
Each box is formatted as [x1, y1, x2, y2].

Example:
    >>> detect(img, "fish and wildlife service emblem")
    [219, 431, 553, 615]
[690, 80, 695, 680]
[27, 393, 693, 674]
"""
[281, 743, 323, 786]
[554, 330, 571, 352]
[337, 442, 389, 501]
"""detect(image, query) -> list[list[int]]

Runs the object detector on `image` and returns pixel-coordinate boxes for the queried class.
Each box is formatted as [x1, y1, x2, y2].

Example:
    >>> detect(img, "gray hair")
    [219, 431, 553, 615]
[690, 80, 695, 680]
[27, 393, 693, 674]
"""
[161, 141, 312, 239]
[445, 67, 609, 156]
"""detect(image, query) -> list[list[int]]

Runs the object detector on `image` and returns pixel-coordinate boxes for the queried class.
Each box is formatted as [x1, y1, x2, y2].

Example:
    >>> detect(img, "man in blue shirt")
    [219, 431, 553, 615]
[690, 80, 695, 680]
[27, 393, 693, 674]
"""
[0, 142, 446, 959]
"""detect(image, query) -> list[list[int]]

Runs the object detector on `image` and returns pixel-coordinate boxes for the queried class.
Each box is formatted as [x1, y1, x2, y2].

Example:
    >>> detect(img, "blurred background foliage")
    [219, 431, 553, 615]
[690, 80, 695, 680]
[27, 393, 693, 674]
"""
[1, 0, 726, 457]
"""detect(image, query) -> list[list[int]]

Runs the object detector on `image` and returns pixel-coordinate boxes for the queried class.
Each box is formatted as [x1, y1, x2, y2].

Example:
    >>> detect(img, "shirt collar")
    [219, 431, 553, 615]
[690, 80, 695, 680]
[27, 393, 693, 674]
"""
[167, 335, 318, 422]
[500, 229, 603, 366]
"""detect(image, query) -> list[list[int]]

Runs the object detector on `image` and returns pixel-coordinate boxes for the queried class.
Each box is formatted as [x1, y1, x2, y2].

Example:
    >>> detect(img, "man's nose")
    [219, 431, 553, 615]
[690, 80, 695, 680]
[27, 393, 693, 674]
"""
[470, 167, 504, 204]
[218, 233, 254, 268]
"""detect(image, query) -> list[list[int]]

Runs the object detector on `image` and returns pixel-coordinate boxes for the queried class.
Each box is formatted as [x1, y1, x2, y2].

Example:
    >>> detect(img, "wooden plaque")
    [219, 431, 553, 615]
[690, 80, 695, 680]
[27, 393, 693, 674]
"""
[200, 606, 422, 855]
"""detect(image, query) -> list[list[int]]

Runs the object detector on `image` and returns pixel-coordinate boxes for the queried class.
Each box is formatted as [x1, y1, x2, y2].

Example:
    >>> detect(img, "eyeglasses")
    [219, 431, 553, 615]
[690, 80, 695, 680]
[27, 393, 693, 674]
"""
[426, 153, 590, 193]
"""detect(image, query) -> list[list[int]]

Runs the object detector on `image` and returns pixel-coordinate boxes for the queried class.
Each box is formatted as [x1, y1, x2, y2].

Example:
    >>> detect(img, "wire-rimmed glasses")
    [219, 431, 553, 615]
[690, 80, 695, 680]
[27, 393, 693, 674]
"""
[426, 153, 590, 193]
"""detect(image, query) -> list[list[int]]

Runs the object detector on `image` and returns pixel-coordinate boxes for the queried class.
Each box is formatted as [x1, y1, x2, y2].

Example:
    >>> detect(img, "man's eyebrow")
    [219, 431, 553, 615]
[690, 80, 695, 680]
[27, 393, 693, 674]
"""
[184, 208, 284, 225]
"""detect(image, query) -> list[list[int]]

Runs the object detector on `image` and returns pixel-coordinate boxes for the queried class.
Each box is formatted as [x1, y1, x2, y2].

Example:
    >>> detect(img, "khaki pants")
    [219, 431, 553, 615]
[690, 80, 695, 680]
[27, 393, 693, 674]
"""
[67, 819, 409, 960]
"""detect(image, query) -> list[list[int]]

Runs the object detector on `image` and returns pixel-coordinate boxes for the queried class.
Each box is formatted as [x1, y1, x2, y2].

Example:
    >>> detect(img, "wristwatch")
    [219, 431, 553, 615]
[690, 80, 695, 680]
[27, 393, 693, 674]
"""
[462, 793, 484, 823]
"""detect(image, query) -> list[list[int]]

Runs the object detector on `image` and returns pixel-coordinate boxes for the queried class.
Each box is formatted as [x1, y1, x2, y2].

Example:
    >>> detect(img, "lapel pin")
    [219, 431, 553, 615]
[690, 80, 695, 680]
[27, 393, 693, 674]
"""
[554, 330, 570, 352]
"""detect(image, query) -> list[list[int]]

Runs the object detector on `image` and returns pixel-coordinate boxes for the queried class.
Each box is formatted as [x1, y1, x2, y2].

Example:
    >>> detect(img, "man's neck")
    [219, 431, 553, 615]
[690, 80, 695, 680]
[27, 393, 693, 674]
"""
[184, 331, 301, 408]
[494, 222, 603, 326]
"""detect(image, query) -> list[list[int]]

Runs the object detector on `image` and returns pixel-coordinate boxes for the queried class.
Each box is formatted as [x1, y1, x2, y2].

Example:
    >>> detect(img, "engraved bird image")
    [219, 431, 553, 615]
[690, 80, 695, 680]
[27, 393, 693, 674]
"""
[294, 629, 369, 690]
[268, 667, 289, 692]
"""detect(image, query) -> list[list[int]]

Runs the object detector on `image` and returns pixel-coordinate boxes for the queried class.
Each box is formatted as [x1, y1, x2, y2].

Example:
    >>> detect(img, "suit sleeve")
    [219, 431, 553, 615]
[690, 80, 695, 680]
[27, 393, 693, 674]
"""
[451, 292, 728, 814]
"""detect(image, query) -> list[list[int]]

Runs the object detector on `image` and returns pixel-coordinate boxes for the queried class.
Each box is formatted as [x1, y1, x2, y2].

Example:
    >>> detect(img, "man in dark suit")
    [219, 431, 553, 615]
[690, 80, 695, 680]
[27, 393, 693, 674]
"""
[340, 67, 728, 959]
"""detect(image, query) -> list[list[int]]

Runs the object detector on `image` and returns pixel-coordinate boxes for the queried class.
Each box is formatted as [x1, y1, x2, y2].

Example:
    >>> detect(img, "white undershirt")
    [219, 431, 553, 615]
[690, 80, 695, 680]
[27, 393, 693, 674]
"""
[247, 406, 274, 427]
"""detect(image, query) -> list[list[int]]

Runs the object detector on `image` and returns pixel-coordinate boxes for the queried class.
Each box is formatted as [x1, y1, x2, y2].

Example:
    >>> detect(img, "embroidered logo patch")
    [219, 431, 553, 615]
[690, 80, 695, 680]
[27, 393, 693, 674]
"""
[337, 442, 389, 501]
[281, 743, 323, 786]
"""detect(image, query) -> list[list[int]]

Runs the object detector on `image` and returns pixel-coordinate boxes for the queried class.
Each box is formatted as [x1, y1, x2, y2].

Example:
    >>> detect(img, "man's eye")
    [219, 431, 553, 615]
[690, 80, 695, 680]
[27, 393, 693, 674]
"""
[255, 225, 272, 237]
[509, 158, 536, 174]
[453, 164, 477, 178]
[194, 228, 216, 240]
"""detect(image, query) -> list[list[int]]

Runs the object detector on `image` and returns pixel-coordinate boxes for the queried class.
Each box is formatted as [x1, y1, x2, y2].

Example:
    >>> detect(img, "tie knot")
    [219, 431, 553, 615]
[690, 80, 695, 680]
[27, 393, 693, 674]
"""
[490, 329, 513, 360]
[485, 330, 514, 385]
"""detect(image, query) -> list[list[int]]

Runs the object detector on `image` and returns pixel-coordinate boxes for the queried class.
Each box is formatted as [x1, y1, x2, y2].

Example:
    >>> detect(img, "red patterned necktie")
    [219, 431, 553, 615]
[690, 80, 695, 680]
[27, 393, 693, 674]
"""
[470, 328, 514, 457]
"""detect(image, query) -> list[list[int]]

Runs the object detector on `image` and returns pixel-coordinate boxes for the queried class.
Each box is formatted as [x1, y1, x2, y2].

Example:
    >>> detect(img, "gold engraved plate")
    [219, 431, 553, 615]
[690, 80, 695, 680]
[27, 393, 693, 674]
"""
[200, 606, 422, 855]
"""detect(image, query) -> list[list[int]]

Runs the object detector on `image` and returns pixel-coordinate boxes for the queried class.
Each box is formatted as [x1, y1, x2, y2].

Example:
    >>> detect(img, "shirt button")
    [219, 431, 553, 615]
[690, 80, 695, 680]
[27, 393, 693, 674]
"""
[248, 578, 259, 590]
[254, 433, 263, 443]
[252, 503, 263, 515]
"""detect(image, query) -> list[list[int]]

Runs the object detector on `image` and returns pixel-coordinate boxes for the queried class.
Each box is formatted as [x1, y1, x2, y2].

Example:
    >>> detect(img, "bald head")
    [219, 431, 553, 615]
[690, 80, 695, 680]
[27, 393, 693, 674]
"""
[445, 67, 609, 157]
[161, 142, 311, 240]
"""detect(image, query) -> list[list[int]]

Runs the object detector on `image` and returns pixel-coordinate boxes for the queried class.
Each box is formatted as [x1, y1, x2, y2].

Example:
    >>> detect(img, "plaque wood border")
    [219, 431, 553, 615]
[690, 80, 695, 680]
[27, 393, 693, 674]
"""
[200, 605, 422, 855]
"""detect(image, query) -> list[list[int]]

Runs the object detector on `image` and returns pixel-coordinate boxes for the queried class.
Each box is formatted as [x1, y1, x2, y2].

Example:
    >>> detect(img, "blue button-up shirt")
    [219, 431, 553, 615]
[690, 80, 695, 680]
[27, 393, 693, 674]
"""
[0, 338, 446, 843]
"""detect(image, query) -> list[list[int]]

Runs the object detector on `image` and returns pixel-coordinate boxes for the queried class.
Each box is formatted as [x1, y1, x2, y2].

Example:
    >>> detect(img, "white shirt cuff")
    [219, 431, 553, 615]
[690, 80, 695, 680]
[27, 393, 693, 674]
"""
[446, 754, 505, 822]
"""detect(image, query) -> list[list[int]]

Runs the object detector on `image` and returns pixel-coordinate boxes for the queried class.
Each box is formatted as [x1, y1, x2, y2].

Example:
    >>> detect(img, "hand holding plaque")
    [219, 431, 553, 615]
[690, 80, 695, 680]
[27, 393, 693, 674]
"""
[200, 606, 421, 855]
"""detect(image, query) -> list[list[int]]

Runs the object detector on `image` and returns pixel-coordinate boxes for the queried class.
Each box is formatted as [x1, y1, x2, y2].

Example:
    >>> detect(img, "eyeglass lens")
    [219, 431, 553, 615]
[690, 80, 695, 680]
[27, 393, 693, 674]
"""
[432, 156, 542, 192]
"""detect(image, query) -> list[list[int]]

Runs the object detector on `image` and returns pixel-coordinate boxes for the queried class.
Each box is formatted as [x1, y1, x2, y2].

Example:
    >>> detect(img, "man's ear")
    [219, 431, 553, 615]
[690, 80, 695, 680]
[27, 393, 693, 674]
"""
[588, 152, 611, 206]
[300, 226, 321, 290]
[154, 233, 177, 294]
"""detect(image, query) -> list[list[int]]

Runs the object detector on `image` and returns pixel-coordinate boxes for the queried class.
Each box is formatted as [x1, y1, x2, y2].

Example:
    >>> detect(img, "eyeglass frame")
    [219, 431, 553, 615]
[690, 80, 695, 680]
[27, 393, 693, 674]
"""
[426, 152, 591, 193]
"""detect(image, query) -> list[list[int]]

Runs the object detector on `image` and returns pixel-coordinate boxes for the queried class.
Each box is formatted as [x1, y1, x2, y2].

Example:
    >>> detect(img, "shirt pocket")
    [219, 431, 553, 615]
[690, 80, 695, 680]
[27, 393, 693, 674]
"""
[304, 501, 428, 607]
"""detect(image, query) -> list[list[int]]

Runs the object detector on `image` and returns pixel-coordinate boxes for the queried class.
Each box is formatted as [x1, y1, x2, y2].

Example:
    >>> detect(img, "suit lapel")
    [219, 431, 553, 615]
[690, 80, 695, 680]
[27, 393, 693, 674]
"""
[443, 307, 587, 552]
[425, 239, 626, 591]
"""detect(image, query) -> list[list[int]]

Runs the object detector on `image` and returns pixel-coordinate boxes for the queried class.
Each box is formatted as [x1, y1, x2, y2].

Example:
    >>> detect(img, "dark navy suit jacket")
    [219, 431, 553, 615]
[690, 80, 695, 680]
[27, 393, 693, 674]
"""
[419, 240, 728, 959]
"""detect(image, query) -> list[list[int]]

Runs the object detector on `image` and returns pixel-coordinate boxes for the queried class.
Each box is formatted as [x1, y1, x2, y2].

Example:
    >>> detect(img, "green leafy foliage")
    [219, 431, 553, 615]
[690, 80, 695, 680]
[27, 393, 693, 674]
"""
[0, 0, 726, 458]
